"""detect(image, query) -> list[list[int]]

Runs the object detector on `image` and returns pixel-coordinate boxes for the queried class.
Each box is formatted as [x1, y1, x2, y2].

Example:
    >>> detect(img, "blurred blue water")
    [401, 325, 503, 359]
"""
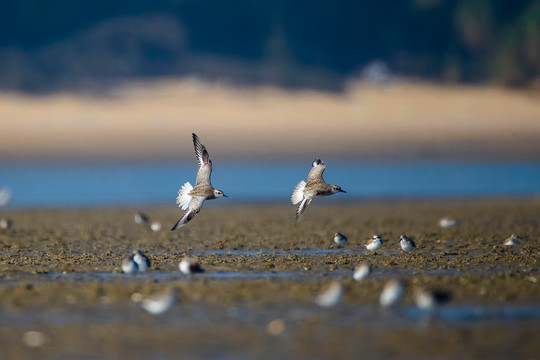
[1, 160, 540, 208]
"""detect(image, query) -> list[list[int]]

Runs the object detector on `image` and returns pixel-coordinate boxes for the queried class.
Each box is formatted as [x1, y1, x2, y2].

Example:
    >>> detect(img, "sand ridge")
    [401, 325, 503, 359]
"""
[1, 80, 540, 161]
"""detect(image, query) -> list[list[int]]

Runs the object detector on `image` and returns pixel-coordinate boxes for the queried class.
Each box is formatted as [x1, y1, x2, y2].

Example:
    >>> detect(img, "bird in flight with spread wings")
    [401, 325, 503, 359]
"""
[291, 158, 346, 222]
[171, 133, 227, 230]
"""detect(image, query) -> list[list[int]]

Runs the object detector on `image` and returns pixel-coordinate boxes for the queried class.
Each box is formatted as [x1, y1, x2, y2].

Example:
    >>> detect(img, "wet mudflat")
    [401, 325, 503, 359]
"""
[0, 199, 539, 359]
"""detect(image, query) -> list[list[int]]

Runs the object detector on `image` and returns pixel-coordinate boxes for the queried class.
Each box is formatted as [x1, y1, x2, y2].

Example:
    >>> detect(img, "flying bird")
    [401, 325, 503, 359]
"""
[291, 158, 346, 222]
[171, 133, 227, 230]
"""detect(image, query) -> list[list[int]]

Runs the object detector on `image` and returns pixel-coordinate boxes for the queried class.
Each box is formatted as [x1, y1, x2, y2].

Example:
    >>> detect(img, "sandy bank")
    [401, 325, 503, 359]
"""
[1, 80, 540, 161]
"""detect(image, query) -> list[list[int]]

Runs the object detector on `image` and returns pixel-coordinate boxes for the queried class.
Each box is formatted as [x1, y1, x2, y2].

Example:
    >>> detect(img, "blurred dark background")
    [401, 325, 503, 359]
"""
[0, 0, 539, 93]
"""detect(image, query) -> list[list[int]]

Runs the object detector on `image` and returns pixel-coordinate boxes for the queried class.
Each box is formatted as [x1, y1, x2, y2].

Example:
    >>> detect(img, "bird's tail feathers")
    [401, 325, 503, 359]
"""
[291, 180, 306, 205]
[176, 182, 193, 210]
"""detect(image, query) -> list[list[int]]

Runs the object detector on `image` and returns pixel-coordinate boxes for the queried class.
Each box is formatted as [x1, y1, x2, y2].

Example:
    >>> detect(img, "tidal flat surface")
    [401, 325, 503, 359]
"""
[0, 200, 539, 359]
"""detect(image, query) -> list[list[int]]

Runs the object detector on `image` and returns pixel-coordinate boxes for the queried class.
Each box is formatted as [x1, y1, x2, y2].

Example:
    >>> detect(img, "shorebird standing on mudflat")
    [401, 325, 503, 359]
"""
[366, 235, 383, 252]
[134, 211, 150, 226]
[121, 254, 139, 274]
[132, 250, 151, 271]
[503, 233, 519, 246]
[333, 232, 348, 247]
[135, 289, 176, 315]
[353, 262, 371, 281]
[291, 158, 346, 222]
[399, 235, 416, 252]
[179, 256, 205, 275]
[0, 218, 13, 230]
[122, 250, 151, 273]
[380, 279, 404, 307]
[171, 133, 227, 230]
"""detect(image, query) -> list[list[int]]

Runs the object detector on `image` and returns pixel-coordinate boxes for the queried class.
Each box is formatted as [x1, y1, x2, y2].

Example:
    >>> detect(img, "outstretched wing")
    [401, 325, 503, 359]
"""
[193, 133, 213, 186]
[295, 197, 312, 223]
[306, 158, 326, 184]
[171, 196, 205, 230]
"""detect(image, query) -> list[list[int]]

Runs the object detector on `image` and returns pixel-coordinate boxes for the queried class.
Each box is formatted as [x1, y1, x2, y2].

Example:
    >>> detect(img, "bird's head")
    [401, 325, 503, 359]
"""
[214, 189, 227, 198]
[331, 185, 346, 194]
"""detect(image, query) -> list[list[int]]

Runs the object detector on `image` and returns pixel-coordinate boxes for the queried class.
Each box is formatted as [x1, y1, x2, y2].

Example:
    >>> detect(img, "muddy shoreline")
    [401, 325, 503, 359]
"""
[1, 200, 539, 359]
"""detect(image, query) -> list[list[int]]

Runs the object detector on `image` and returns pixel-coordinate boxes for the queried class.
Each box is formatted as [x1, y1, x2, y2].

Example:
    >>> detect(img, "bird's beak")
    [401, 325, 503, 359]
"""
[223, 194, 228, 197]
[340, 189, 347, 193]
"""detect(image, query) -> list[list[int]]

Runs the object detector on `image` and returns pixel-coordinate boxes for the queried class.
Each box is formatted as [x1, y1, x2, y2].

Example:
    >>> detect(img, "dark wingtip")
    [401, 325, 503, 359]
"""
[312, 158, 323, 167]
[171, 219, 181, 231]
[192, 133, 201, 145]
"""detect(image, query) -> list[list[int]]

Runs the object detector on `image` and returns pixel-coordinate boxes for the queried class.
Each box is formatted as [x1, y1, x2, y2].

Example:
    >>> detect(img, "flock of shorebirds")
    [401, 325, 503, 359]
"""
[0, 133, 523, 316]
[116, 133, 520, 314]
